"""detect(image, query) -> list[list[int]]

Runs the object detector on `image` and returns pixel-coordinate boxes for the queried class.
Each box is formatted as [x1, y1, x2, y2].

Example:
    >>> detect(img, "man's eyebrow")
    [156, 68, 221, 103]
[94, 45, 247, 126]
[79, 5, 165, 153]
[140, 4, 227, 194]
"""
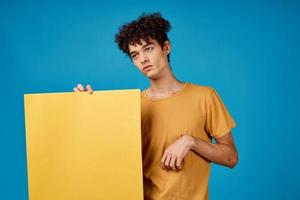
[129, 42, 154, 56]
[142, 42, 154, 48]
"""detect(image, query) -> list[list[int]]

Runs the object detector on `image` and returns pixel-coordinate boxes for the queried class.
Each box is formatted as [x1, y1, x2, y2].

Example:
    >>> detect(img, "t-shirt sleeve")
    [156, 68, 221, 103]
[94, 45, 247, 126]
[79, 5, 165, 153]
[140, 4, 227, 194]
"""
[205, 88, 236, 139]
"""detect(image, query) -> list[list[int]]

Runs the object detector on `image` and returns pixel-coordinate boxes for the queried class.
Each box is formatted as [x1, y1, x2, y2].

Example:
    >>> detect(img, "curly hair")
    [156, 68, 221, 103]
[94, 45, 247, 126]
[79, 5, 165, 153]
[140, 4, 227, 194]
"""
[115, 12, 172, 61]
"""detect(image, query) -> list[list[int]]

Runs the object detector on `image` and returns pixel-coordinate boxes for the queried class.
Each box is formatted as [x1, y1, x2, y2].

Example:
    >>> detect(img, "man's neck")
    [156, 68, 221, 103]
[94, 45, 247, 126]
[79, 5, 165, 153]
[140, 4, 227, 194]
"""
[147, 71, 184, 97]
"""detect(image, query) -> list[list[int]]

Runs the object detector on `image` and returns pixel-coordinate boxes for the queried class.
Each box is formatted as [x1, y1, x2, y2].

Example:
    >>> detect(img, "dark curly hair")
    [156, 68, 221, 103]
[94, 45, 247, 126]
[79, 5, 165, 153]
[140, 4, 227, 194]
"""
[115, 12, 172, 62]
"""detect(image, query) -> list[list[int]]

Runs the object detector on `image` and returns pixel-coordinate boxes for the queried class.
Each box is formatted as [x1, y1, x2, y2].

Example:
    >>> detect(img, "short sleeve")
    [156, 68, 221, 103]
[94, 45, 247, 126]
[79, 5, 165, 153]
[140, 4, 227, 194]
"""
[205, 88, 236, 139]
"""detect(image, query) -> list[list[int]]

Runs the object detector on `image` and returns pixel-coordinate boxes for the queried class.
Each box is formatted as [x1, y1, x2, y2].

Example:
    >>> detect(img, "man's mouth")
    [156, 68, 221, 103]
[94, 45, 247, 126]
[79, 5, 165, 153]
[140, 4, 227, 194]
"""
[143, 65, 152, 71]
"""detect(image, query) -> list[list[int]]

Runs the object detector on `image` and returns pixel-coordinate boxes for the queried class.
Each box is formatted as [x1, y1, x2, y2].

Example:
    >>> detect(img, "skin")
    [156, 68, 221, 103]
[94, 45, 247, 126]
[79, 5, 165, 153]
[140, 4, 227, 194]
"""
[74, 37, 238, 171]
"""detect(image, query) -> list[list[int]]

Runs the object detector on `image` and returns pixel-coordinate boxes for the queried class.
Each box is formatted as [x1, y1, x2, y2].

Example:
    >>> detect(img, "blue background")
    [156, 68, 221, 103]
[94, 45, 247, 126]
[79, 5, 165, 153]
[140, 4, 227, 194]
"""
[1, 0, 299, 199]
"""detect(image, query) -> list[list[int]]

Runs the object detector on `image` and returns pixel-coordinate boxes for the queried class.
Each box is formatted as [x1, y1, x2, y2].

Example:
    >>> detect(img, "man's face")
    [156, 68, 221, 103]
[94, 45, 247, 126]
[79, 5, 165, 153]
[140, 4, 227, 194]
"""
[128, 38, 170, 80]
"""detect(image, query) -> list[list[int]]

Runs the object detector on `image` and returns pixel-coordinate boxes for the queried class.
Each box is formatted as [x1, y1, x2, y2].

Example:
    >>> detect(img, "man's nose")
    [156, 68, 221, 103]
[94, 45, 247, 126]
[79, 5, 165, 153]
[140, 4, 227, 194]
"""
[140, 53, 149, 64]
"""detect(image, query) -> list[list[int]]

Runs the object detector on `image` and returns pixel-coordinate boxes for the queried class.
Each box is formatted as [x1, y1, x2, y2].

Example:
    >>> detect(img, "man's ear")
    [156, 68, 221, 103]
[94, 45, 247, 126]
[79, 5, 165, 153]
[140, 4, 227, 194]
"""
[164, 41, 171, 54]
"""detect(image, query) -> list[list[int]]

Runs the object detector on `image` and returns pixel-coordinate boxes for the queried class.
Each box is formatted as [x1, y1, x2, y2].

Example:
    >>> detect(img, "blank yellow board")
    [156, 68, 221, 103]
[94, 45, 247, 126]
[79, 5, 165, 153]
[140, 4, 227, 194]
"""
[24, 89, 143, 200]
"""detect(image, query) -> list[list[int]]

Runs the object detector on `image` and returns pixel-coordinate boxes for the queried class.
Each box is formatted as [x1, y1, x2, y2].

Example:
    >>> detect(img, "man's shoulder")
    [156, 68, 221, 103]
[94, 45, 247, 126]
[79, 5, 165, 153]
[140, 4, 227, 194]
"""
[187, 82, 215, 95]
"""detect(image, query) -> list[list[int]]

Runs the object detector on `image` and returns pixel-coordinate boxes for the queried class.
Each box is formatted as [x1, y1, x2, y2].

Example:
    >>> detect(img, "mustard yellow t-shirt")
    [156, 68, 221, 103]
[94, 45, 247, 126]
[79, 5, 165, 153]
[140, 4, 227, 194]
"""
[141, 82, 236, 200]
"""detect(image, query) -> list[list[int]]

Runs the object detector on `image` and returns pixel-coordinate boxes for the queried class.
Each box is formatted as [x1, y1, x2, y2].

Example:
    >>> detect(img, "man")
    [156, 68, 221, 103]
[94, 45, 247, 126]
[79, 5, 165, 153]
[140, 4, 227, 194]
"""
[74, 12, 238, 200]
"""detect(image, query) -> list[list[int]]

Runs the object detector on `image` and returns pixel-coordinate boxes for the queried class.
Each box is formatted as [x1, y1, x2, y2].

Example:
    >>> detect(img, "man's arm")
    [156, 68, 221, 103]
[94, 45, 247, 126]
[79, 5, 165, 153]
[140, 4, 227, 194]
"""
[189, 131, 238, 168]
[161, 131, 238, 171]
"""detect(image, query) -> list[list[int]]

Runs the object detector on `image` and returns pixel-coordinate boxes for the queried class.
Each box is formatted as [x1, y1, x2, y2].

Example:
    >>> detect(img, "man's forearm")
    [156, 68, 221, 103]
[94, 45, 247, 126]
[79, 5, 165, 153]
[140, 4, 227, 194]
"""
[187, 135, 238, 168]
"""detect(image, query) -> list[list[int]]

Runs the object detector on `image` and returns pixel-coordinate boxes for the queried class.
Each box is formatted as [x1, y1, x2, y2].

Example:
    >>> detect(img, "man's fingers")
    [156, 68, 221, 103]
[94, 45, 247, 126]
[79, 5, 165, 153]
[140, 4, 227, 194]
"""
[86, 84, 93, 94]
[161, 153, 168, 170]
[164, 155, 172, 170]
[161, 151, 167, 164]
[161, 161, 167, 170]
[169, 155, 177, 171]
[73, 87, 80, 92]
[77, 84, 84, 91]
[175, 158, 182, 171]
[73, 83, 94, 94]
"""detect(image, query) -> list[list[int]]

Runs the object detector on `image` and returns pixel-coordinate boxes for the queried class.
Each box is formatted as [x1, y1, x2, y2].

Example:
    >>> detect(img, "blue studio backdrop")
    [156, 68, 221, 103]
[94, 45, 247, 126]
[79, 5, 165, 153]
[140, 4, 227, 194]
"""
[0, 0, 299, 199]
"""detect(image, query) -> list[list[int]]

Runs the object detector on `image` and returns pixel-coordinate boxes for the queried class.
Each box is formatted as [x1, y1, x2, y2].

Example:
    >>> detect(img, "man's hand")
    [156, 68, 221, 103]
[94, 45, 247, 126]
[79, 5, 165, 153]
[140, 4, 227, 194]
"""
[161, 135, 194, 171]
[73, 83, 93, 94]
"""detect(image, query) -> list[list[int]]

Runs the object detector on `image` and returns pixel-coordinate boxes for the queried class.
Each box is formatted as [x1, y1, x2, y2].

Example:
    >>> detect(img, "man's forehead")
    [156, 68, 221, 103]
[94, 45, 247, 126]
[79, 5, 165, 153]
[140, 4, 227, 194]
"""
[128, 38, 157, 51]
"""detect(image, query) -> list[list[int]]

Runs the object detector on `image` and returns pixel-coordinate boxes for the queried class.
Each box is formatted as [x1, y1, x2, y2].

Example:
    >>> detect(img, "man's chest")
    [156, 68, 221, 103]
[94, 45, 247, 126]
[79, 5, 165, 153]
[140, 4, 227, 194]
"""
[141, 100, 208, 145]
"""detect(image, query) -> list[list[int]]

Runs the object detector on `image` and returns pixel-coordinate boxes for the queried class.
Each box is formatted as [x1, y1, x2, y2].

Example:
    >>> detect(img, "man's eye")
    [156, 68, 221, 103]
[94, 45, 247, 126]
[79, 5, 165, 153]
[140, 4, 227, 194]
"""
[145, 46, 153, 51]
[131, 54, 137, 59]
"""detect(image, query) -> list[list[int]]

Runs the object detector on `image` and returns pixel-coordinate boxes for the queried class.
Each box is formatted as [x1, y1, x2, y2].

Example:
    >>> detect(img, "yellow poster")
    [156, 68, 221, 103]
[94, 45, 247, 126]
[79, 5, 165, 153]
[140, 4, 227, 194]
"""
[24, 89, 143, 200]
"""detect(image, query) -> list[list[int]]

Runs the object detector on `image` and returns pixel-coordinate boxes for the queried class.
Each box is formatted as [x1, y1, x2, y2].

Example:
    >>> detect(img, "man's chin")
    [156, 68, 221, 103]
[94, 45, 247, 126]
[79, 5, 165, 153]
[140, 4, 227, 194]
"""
[145, 73, 160, 80]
